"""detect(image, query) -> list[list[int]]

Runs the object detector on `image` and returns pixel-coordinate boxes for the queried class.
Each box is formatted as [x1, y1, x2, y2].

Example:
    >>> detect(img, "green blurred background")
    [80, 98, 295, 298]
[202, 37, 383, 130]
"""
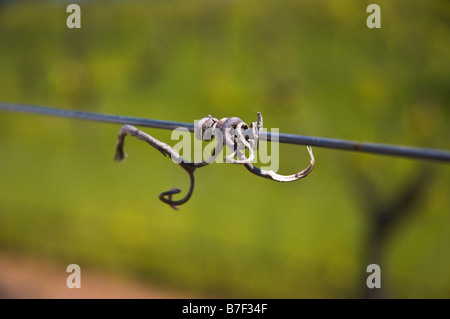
[0, 0, 449, 298]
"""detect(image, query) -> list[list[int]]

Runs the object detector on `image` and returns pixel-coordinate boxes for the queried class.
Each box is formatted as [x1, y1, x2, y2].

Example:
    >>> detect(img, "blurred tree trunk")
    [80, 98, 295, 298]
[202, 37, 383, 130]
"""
[352, 165, 434, 298]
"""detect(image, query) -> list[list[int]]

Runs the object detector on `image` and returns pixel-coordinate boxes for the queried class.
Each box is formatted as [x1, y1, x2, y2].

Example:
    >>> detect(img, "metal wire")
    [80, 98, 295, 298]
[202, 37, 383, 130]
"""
[1, 102, 449, 162]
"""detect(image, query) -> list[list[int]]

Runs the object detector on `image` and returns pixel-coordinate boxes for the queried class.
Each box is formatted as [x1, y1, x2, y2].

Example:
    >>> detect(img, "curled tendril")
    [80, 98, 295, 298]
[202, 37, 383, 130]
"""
[114, 125, 199, 210]
[114, 113, 314, 209]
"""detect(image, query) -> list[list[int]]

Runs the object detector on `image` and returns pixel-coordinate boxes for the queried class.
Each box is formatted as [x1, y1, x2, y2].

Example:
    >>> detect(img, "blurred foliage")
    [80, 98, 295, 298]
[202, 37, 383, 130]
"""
[0, 0, 449, 298]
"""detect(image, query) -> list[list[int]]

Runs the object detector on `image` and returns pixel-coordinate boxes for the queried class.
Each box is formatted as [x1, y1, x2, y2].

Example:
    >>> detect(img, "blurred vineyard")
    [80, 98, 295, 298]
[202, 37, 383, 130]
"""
[0, 0, 449, 298]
